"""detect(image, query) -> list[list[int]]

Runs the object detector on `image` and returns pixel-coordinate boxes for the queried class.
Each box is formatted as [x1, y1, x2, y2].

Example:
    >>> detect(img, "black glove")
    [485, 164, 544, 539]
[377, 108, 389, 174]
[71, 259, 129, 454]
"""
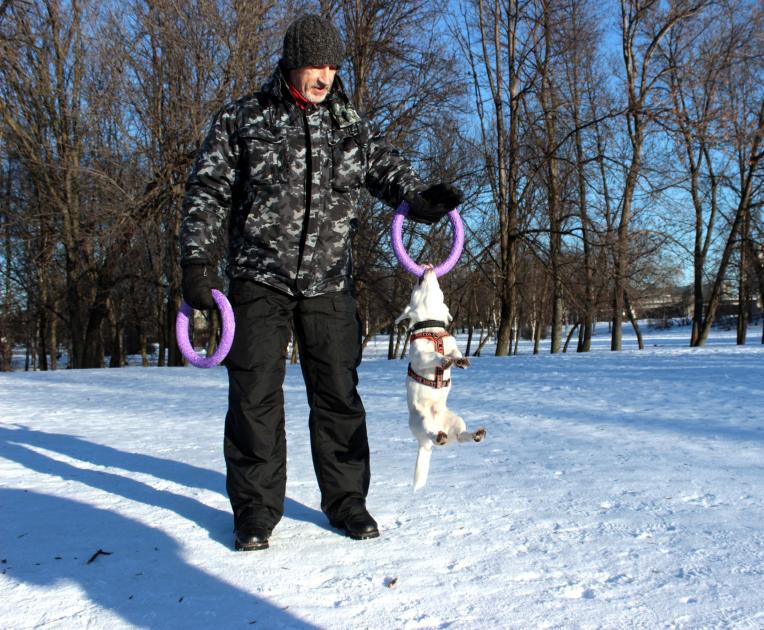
[181, 263, 224, 310]
[405, 183, 464, 225]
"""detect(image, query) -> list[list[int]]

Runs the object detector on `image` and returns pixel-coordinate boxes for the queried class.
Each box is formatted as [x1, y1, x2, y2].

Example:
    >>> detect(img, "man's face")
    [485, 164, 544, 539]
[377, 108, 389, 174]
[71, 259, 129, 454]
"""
[288, 65, 337, 104]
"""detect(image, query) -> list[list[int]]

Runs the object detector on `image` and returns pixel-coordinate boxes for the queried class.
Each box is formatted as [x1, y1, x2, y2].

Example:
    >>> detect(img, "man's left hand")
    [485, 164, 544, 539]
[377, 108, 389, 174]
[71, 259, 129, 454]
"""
[405, 183, 464, 225]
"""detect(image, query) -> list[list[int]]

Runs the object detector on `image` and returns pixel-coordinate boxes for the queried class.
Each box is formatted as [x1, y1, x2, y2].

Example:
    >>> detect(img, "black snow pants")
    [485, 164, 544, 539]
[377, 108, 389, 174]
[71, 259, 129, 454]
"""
[223, 279, 370, 530]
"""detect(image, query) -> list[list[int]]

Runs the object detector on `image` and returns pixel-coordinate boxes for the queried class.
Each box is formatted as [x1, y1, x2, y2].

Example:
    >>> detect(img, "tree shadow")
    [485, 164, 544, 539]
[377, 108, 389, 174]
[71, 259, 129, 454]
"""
[0, 425, 331, 544]
[0, 488, 318, 629]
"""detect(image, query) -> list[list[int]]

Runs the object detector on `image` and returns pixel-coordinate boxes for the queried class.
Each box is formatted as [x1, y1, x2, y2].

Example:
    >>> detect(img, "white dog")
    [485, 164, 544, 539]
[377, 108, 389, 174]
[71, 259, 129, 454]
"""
[395, 267, 485, 490]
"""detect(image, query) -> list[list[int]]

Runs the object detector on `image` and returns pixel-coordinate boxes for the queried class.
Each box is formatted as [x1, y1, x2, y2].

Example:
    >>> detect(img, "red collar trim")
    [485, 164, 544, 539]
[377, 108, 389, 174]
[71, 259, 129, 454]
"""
[288, 83, 311, 110]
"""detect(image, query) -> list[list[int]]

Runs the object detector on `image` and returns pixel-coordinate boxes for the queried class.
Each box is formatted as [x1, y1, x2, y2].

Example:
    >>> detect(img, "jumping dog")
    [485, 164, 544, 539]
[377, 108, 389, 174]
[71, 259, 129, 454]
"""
[395, 267, 486, 490]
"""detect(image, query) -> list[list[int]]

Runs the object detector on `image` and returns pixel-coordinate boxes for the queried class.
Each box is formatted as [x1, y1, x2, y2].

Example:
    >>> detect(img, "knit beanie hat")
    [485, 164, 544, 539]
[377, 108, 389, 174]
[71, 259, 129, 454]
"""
[281, 14, 345, 70]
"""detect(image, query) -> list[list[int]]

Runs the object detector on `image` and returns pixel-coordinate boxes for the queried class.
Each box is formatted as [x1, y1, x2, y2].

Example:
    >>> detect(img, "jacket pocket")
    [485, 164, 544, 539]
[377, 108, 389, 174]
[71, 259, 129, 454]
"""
[328, 129, 365, 192]
[239, 128, 288, 185]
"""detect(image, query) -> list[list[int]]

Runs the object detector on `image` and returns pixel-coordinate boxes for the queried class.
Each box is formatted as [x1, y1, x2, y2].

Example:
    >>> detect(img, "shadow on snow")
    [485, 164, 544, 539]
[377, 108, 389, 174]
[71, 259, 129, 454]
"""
[0, 425, 334, 627]
[0, 425, 330, 536]
[0, 488, 317, 629]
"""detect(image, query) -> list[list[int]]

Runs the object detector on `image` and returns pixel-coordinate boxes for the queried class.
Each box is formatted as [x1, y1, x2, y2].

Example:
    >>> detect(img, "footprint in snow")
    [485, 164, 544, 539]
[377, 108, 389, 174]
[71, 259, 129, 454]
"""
[561, 585, 595, 599]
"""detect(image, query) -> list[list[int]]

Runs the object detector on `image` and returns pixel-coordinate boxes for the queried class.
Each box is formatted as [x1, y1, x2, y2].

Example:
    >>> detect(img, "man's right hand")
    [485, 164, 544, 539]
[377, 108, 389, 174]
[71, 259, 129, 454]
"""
[405, 183, 464, 225]
[181, 264, 224, 310]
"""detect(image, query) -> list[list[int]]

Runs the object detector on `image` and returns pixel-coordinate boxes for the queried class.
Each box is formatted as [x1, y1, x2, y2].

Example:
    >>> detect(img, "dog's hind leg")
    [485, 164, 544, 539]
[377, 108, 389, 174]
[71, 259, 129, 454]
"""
[415, 404, 450, 446]
[446, 411, 471, 442]
[410, 407, 442, 446]
[471, 427, 487, 442]
[447, 411, 487, 443]
[457, 427, 487, 442]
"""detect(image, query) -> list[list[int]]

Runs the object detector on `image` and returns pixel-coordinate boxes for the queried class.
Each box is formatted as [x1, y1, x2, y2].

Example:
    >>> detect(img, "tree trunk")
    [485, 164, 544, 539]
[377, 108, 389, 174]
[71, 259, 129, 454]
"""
[612, 157, 640, 351]
[157, 288, 167, 367]
[563, 323, 580, 353]
[496, 296, 514, 356]
[736, 207, 750, 345]
[35, 274, 49, 370]
[465, 289, 475, 356]
[512, 313, 520, 355]
[533, 314, 542, 355]
[1, 157, 13, 371]
[577, 318, 586, 352]
[387, 325, 397, 360]
[37, 310, 49, 371]
[570, 4, 594, 353]
[624, 290, 644, 350]
[474, 323, 492, 357]
[26, 291, 36, 370]
[167, 292, 183, 366]
[82, 284, 111, 369]
[64, 258, 87, 368]
[139, 328, 149, 367]
[49, 301, 58, 371]
[746, 239, 764, 344]
[393, 326, 405, 360]
[108, 299, 124, 368]
[690, 258, 704, 347]
[541, 0, 563, 355]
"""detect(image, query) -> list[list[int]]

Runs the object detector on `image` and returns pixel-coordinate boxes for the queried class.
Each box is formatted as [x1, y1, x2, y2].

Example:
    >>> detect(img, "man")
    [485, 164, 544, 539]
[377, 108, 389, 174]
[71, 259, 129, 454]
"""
[180, 14, 463, 551]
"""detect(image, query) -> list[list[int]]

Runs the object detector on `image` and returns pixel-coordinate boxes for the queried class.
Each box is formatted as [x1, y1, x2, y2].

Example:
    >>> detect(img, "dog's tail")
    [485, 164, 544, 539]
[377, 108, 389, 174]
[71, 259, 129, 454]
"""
[413, 445, 432, 491]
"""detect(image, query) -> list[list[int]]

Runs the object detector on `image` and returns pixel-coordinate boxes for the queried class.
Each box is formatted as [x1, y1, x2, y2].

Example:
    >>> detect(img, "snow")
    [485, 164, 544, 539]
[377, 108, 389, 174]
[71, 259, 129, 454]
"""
[2, 324, 764, 629]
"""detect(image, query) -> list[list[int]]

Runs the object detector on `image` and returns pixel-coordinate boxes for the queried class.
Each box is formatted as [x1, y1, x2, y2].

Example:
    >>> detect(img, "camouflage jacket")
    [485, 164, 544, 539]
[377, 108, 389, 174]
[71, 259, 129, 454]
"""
[180, 66, 424, 297]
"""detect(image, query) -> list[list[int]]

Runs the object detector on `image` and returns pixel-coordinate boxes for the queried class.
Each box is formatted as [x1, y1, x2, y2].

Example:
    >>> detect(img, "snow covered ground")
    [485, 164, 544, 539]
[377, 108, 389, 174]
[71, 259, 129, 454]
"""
[2, 324, 764, 629]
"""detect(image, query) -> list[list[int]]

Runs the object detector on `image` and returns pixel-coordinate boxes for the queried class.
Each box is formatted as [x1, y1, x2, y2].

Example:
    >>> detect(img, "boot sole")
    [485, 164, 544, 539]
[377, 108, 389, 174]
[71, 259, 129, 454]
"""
[329, 518, 380, 540]
[345, 529, 380, 540]
[235, 539, 269, 551]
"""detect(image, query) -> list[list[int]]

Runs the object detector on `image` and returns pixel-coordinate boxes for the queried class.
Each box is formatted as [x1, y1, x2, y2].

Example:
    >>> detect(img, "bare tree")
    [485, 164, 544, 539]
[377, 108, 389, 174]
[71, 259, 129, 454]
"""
[696, 55, 764, 345]
[612, 0, 706, 350]
[456, 0, 540, 356]
[0, 150, 14, 370]
[562, 0, 607, 352]
[0, 0, 105, 368]
[659, 6, 752, 346]
[535, 0, 565, 353]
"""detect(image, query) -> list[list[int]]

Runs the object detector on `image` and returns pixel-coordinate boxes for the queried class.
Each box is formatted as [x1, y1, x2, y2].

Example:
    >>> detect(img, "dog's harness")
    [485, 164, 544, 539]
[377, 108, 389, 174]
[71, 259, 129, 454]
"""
[407, 320, 451, 389]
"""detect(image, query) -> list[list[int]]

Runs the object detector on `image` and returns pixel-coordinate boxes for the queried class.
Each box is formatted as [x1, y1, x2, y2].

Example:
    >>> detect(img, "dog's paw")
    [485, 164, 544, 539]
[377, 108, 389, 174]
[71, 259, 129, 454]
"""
[435, 431, 448, 446]
[454, 357, 470, 369]
[473, 428, 486, 442]
[441, 357, 454, 369]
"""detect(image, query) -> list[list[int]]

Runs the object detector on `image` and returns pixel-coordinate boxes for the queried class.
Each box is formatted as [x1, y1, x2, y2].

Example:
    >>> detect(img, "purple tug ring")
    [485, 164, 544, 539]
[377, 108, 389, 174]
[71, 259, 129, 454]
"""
[175, 289, 235, 368]
[391, 201, 464, 277]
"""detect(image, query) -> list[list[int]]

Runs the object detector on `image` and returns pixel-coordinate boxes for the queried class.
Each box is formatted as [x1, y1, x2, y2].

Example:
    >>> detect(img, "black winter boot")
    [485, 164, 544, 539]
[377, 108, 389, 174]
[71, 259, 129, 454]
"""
[234, 521, 271, 551]
[330, 504, 379, 540]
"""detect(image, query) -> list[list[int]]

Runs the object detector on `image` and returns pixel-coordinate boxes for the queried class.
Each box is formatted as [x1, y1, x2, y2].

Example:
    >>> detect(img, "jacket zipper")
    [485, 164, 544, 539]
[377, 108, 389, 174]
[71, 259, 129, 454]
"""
[295, 108, 312, 292]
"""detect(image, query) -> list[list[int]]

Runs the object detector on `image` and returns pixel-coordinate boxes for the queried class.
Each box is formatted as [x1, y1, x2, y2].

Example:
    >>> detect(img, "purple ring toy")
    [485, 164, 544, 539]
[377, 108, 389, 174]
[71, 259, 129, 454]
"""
[175, 289, 235, 368]
[391, 201, 464, 277]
